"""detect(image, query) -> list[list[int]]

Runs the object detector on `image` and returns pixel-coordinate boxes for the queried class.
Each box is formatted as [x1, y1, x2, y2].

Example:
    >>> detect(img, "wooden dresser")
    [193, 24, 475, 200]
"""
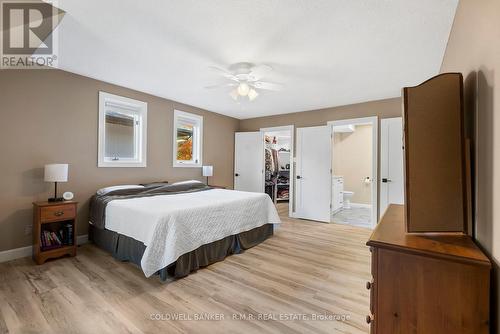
[366, 204, 490, 334]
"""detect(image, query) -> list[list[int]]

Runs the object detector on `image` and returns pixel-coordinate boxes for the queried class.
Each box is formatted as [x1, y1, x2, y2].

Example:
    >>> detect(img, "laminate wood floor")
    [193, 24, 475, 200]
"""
[0, 205, 372, 334]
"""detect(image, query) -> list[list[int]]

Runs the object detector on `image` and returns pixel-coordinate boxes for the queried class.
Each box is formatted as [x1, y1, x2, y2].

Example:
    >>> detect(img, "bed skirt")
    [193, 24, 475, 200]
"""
[88, 224, 273, 280]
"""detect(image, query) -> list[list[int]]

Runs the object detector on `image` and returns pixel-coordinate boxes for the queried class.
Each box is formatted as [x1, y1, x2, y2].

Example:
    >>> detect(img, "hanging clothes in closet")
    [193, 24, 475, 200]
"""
[265, 146, 279, 201]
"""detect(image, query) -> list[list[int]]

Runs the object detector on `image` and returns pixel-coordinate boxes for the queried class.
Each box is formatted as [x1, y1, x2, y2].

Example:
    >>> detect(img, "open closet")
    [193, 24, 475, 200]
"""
[263, 130, 291, 204]
[233, 125, 293, 217]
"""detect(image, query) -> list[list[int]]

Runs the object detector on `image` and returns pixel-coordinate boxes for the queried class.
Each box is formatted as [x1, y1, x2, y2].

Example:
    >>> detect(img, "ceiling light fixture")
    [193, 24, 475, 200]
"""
[248, 89, 259, 101]
[206, 62, 284, 103]
[237, 83, 250, 96]
[229, 89, 239, 101]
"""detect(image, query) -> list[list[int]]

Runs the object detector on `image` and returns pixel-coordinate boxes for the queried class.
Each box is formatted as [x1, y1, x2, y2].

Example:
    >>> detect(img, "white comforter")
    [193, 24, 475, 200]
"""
[105, 189, 281, 277]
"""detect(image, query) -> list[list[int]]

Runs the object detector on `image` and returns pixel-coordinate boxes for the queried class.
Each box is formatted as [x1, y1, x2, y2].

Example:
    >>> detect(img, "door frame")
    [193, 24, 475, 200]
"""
[260, 125, 295, 218]
[328, 116, 378, 227]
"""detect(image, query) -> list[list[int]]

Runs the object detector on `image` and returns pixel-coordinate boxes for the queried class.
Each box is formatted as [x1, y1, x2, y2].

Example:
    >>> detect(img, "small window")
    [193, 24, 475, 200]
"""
[173, 110, 203, 167]
[98, 92, 147, 167]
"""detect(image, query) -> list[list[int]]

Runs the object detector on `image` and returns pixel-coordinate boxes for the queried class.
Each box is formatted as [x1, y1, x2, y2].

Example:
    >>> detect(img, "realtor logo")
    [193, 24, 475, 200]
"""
[0, 0, 64, 69]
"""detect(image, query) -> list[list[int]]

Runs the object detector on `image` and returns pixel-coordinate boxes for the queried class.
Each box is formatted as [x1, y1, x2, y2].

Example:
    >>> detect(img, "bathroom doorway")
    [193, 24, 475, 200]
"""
[329, 117, 378, 228]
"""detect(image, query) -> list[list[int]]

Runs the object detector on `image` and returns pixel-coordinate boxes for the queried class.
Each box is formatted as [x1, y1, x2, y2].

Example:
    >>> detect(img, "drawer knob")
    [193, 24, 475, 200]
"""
[366, 314, 374, 324]
[54, 211, 64, 217]
[366, 281, 372, 290]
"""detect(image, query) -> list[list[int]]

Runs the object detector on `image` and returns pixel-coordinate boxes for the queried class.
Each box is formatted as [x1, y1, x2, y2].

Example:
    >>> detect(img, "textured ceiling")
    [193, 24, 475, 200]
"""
[56, 0, 458, 119]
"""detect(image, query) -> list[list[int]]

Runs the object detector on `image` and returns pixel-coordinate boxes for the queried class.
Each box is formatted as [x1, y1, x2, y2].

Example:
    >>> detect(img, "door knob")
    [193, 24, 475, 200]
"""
[235, 173, 240, 177]
[296, 175, 302, 179]
[382, 178, 392, 183]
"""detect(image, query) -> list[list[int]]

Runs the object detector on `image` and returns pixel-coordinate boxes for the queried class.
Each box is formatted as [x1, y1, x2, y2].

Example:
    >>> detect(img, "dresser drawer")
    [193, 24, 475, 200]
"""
[40, 204, 76, 222]
[369, 247, 378, 333]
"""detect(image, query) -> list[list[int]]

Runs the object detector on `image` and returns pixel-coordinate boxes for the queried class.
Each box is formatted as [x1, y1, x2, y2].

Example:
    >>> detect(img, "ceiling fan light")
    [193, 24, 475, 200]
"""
[229, 89, 239, 101]
[248, 89, 259, 101]
[237, 83, 250, 96]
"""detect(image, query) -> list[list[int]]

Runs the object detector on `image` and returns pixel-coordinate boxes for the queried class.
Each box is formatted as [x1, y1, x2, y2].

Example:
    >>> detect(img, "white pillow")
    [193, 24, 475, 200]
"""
[171, 180, 203, 186]
[96, 185, 144, 196]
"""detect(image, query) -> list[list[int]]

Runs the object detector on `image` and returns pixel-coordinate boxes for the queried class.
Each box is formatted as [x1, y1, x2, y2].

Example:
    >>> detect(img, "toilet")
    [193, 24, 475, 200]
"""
[343, 191, 354, 209]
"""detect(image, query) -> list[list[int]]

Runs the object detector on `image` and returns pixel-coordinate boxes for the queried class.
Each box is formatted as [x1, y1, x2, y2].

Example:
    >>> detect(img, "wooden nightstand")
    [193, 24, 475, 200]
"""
[32, 201, 78, 264]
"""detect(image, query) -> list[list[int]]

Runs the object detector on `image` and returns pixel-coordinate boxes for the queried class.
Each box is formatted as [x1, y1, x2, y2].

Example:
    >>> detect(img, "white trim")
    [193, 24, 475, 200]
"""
[98, 92, 148, 168]
[0, 235, 89, 263]
[260, 125, 295, 218]
[329, 116, 378, 228]
[77, 234, 89, 245]
[0, 245, 32, 263]
[173, 110, 203, 168]
[350, 202, 373, 209]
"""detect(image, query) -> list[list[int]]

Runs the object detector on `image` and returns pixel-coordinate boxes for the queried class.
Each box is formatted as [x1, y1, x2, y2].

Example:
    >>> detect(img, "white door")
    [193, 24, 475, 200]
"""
[234, 132, 264, 192]
[296, 126, 332, 222]
[380, 117, 404, 216]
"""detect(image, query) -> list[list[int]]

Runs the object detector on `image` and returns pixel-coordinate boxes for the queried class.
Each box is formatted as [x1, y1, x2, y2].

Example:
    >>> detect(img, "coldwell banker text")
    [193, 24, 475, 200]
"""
[1, 0, 63, 69]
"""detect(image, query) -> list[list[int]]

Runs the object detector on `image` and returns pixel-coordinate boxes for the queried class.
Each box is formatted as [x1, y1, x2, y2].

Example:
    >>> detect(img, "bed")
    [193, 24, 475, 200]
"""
[88, 181, 281, 280]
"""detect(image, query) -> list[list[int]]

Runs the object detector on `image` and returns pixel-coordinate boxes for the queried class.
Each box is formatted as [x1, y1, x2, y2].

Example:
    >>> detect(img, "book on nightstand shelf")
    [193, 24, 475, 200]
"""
[40, 223, 74, 251]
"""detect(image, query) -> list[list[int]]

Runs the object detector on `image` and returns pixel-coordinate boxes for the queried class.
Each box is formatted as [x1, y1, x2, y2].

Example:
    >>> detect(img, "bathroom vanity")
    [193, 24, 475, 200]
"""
[331, 176, 344, 214]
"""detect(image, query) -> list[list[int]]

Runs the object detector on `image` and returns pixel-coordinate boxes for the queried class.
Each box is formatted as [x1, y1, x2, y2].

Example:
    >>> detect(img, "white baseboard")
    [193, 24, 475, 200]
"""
[349, 203, 372, 209]
[0, 246, 32, 263]
[77, 234, 89, 245]
[0, 234, 88, 263]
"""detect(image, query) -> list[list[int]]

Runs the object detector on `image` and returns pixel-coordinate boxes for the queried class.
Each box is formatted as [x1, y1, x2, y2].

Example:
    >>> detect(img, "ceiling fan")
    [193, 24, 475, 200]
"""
[206, 62, 283, 101]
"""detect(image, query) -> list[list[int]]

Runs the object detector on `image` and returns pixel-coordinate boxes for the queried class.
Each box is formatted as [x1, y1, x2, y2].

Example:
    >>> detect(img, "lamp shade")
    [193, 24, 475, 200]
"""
[44, 164, 68, 182]
[202, 165, 213, 177]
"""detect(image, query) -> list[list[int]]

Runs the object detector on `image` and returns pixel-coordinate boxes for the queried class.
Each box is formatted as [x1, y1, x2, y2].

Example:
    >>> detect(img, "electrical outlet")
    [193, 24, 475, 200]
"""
[24, 224, 32, 235]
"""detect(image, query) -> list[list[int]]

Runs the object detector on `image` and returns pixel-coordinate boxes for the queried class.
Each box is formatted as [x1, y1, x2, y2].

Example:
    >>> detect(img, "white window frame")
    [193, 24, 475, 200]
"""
[98, 91, 147, 168]
[173, 110, 203, 168]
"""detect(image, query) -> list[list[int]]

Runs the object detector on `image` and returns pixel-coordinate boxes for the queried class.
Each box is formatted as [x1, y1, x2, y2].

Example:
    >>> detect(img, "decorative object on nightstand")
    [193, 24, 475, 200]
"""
[202, 165, 213, 185]
[44, 164, 68, 202]
[63, 191, 74, 200]
[32, 201, 77, 264]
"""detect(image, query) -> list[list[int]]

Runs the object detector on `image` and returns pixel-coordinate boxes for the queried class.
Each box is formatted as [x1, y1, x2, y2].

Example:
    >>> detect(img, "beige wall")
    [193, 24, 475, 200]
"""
[239, 98, 401, 131]
[333, 125, 372, 204]
[0, 70, 238, 252]
[440, 0, 500, 330]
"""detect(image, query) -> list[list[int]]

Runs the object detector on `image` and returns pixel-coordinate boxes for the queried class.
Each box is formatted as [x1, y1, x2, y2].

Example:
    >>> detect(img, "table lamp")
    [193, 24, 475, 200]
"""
[202, 165, 213, 185]
[44, 164, 68, 202]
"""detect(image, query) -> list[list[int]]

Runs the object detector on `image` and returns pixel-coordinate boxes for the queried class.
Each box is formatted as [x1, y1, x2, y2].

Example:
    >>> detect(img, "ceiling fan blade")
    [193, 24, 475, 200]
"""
[208, 66, 239, 81]
[205, 83, 237, 89]
[248, 64, 272, 81]
[253, 81, 283, 91]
